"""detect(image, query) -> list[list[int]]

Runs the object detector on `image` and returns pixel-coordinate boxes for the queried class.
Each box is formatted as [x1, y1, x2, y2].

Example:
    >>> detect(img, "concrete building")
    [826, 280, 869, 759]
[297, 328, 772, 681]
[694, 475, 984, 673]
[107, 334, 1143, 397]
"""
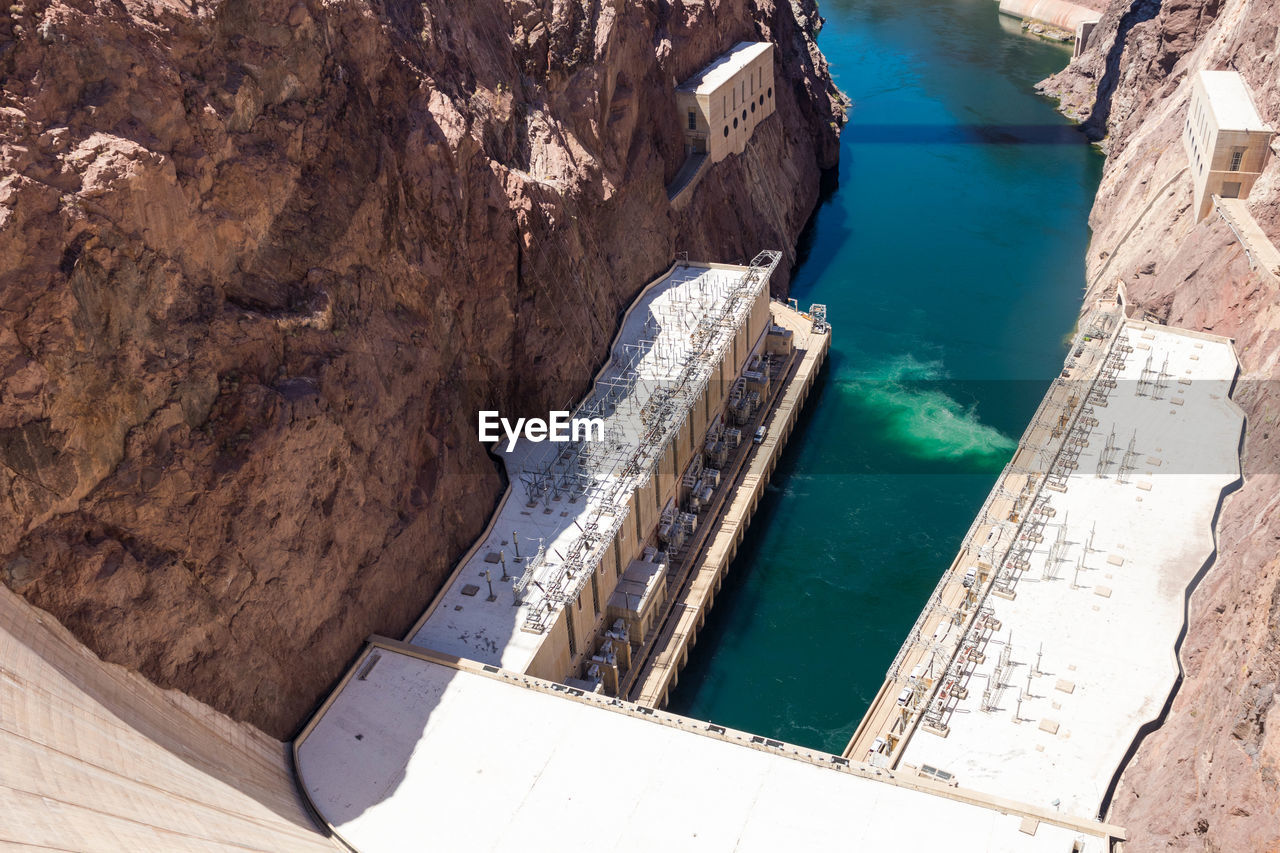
[295, 642, 1119, 853]
[676, 42, 776, 163]
[1183, 69, 1274, 221]
[897, 321, 1242, 819]
[845, 291, 1244, 830]
[408, 255, 783, 693]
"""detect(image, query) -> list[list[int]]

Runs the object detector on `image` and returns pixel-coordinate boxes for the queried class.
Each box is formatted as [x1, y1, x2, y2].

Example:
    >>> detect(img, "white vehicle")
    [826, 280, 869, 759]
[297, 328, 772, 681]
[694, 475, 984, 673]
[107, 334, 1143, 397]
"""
[896, 686, 914, 707]
[870, 737, 888, 756]
[753, 425, 767, 444]
[962, 567, 978, 589]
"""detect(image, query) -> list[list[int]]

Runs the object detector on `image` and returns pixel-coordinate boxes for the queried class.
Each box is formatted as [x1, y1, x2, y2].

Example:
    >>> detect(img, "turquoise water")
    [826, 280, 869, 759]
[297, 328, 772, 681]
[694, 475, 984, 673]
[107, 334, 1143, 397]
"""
[665, 0, 1103, 752]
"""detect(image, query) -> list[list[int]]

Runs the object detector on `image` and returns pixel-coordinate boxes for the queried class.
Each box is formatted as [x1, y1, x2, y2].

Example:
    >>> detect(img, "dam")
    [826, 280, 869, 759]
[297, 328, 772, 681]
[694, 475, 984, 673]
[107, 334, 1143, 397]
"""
[290, 276, 1242, 851]
[0, 3, 1258, 851]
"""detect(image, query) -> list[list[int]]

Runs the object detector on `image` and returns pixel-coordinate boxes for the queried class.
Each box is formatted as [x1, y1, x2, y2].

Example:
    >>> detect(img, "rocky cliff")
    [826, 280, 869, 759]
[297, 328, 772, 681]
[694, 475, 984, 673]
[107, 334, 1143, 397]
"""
[0, 0, 843, 739]
[1041, 1, 1280, 848]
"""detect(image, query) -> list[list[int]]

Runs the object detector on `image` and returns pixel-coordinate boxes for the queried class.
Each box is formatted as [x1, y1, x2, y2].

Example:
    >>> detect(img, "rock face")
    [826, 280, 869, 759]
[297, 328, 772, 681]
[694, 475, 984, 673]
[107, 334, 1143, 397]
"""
[0, 0, 843, 738]
[1041, 1, 1280, 849]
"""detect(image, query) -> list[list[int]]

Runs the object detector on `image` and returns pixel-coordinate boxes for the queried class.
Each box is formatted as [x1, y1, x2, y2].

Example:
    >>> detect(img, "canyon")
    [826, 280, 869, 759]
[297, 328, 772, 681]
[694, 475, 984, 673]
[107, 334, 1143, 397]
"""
[3, 0, 1278, 850]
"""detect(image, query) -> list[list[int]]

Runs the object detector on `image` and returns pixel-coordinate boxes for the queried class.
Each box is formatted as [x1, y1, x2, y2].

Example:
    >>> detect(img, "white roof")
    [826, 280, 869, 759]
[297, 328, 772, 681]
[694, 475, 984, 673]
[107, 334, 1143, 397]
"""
[1198, 70, 1273, 132]
[900, 323, 1242, 819]
[296, 649, 1104, 853]
[678, 42, 773, 94]
[409, 262, 769, 673]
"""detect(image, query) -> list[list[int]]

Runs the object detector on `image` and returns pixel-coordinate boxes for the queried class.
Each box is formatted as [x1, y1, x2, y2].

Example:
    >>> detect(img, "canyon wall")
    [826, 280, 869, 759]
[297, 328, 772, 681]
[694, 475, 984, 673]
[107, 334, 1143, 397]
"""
[1041, 1, 1280, 849]
[0, 0, 843, 740]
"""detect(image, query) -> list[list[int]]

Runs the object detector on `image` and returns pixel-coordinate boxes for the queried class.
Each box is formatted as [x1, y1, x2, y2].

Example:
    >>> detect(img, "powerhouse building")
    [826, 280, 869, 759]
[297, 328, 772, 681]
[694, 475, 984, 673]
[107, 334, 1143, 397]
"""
[1183, 69, 1274, 221]
[676, 42, 776, 162]
[408, 254, 790, 693]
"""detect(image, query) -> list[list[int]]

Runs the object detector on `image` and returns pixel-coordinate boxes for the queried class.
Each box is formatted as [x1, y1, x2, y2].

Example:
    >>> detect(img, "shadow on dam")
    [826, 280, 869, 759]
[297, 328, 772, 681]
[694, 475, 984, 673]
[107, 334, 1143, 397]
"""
[0, 584, 333, 848]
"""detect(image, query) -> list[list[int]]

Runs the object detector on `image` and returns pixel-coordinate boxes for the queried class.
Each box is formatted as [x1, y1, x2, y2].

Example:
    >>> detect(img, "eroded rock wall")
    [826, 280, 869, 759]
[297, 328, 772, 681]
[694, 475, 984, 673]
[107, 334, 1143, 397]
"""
[0, 0, 843, 738]
[1041, 2, 1280, 848]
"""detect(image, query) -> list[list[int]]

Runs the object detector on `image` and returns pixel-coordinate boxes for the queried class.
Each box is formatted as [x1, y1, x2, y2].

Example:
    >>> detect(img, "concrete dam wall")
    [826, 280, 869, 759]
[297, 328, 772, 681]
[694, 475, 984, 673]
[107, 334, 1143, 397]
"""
[998, 0, 1100, 31]
[0, 585, 333, 852]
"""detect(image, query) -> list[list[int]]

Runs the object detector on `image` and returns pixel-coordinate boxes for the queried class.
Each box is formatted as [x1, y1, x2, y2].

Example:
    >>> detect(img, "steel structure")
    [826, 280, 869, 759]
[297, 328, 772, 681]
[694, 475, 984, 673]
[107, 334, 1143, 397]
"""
[510, 252, 781, 632]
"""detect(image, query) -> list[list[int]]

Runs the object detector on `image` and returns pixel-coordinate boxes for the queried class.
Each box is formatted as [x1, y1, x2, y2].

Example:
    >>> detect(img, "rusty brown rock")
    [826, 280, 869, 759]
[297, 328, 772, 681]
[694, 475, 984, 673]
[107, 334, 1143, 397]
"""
[0, 0, 844, 738]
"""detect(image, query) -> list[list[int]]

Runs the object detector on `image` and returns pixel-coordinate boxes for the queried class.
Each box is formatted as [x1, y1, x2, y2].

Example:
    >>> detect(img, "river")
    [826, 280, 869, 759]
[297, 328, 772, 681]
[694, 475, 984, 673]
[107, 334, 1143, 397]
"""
[665, 0, 1104, 753]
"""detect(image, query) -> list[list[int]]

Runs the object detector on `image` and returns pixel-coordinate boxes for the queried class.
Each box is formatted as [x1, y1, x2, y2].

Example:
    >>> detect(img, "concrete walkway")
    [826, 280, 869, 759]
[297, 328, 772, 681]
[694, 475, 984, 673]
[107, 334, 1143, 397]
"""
[667, 152, 709, 205]
[1215, 195, 1280, 284]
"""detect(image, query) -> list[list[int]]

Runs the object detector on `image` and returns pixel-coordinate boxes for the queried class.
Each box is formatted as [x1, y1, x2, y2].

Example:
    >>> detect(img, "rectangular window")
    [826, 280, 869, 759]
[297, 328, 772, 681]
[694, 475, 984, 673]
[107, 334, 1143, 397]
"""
[1229, 149, 1244, 171]
[565, 607, 577, 657]
[1222, 181, 1242, 199]
[590, 572, 600, 615]
[688, 110, 697, 131]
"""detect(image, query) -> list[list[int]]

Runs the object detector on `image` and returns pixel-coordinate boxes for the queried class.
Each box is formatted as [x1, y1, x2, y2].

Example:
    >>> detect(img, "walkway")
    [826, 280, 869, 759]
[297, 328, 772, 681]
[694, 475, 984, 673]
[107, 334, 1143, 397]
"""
[667, 152, 709, 205]
[1215, 195, 1280, 284]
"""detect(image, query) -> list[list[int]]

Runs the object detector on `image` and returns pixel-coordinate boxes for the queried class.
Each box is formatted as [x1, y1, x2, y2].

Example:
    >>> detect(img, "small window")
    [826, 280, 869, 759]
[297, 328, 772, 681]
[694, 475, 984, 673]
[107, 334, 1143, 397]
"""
[723, 126, 729, 137]
[759, 94, 765, 106]
[750, 102, 756, 114]
[688, 111, 697, 131]
[768, 86, 773, 99]
[733, 117, 738, 129]
[1229, 149, 1244, 171]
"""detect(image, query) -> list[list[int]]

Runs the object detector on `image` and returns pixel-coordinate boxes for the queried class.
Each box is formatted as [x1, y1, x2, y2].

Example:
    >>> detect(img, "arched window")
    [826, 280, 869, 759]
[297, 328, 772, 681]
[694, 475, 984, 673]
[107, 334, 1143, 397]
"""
[733, 117, 738, 129]
[723, 126, 729, 137]
[768, 86, 773, 99]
